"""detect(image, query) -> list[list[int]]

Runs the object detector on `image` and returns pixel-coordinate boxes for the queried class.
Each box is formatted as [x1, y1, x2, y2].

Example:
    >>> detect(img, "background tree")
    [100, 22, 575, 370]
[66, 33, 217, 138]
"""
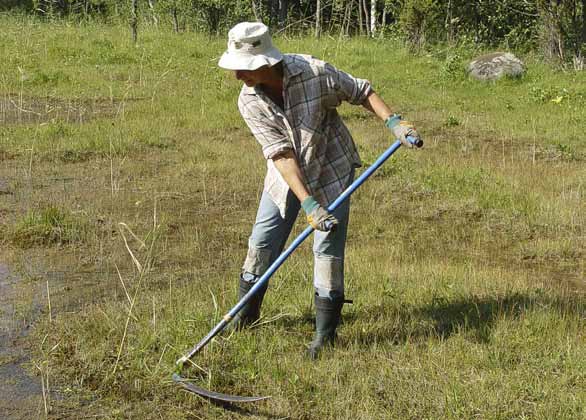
[3, 0, 584, 66]
[315, 0, 321, 37]
[130, 0, 138, 42]
[537, 0, 585, 62]
[279, 0, 289, 28]
[371, 0, 377, 36]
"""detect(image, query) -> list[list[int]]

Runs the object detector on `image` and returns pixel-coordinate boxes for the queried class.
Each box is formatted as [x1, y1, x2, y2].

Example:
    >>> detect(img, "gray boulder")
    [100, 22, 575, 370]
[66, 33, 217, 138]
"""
[468, 52, 525, 81]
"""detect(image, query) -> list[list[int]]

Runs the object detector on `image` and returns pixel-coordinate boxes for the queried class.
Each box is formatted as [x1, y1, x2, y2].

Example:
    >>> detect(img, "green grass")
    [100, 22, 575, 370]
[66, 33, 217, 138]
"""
[10, 205, 90, 247]
[0, 16, 585, 419]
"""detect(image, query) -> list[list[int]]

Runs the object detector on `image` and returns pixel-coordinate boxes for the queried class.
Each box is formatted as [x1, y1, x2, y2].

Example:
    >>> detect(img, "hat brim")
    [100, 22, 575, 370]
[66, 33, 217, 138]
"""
[218, 47, 283, 70]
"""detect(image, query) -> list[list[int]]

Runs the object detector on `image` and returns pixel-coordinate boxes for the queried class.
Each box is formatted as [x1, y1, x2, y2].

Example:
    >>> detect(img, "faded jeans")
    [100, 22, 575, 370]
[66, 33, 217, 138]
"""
[242, 173, 353, 300]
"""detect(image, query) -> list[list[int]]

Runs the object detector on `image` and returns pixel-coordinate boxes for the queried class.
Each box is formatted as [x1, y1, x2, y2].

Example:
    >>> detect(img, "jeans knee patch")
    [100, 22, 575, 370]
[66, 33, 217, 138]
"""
[313, 256, 344, 295]
[242, 246, 272, 276]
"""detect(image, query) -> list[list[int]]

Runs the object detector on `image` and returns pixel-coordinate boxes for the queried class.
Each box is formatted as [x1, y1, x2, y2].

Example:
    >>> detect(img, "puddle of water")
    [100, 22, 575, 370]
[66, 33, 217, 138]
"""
[0, 178, 11, 195]
[0, 263, 44, 418]
[0, 359, 43, 402]
[0, 263, 18, 336]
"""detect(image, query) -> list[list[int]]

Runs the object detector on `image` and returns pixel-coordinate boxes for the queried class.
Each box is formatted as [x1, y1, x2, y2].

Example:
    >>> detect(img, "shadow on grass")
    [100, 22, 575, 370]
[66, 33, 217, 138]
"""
[265, 290, 584, 346]
[345, 291, 585, 346]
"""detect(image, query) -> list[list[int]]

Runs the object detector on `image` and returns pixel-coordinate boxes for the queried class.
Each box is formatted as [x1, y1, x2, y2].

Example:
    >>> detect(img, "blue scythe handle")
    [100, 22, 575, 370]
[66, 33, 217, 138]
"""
[175, 136, 422, 369]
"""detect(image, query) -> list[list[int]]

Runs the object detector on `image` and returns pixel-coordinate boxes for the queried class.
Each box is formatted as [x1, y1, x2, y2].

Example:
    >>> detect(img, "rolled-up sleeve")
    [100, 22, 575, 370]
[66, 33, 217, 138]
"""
[238, 96, 293, 160]
[324, 62, 372, 106]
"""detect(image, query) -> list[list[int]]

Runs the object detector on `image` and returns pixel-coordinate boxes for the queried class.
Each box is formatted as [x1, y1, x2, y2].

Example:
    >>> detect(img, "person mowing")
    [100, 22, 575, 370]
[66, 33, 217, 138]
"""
[218, 22, 422, 359]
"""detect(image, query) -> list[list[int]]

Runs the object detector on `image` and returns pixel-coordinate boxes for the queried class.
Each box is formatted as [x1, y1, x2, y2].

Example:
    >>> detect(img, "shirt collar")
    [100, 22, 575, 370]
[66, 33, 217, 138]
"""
[283, 54, 303, 84]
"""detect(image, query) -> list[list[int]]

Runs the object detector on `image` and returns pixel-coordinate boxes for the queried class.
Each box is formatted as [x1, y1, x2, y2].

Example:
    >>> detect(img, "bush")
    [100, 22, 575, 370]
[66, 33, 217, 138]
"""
[399, 0, 441, 52]
[440, 53, 465, 79]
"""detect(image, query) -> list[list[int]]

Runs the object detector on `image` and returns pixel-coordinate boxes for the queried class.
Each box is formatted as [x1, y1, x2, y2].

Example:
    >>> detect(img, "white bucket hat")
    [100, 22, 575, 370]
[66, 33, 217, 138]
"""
[218, 22, 283, 71]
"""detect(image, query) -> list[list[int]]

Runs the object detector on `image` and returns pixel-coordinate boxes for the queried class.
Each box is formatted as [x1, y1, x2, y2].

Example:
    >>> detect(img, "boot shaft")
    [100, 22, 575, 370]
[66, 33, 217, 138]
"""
[314, 295, 344, 340]
[307, 295, 344, 359]
[233, 275, 268, 328]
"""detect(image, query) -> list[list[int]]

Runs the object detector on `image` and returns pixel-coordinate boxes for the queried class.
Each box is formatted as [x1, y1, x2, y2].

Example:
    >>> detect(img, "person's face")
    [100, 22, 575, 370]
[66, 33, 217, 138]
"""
[234, 66, 272, 87]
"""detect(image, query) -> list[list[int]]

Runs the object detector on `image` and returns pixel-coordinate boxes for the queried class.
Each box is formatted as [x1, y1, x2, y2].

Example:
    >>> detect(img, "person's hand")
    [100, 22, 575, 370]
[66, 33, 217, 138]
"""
[301, 196, 338, 232]
[385, 114, 422, 148]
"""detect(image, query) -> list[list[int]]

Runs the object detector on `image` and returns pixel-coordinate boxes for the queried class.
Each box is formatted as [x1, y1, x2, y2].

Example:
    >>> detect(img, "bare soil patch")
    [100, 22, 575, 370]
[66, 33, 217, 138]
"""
[0, 94, 121, 125]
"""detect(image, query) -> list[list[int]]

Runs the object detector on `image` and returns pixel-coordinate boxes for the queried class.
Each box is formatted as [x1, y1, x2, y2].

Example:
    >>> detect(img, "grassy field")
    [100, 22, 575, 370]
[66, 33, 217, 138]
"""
[1, 15, 585, 419]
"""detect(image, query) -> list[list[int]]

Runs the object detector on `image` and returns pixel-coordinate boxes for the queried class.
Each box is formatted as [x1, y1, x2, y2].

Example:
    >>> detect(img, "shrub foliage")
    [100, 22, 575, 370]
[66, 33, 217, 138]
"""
[1, 1, 584, 61]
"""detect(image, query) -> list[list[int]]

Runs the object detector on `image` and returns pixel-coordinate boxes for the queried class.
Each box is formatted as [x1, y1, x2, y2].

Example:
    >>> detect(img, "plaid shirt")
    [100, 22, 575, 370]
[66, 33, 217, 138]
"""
[238, 54, 372, 217]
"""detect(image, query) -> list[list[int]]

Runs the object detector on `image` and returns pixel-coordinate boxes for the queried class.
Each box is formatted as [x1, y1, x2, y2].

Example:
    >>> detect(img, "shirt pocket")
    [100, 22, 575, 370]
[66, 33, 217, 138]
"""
[297, 113, 325, 143]
[296, 114, 327, 166]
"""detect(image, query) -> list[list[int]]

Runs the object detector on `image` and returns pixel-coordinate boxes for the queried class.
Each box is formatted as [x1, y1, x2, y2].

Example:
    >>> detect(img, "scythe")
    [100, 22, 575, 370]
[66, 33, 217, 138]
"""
[174, 136, 422, 403]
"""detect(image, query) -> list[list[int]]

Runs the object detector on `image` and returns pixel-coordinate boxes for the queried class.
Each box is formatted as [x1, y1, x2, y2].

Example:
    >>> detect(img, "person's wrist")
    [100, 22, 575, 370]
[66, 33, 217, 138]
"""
[301, 196, 320, 214]
[385, 114, 401, 129]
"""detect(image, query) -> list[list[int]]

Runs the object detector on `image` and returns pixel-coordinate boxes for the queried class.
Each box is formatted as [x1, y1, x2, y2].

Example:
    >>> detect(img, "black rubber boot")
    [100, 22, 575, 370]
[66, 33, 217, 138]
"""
[307, 295, 344, 360]
[229, 275, 268, 330]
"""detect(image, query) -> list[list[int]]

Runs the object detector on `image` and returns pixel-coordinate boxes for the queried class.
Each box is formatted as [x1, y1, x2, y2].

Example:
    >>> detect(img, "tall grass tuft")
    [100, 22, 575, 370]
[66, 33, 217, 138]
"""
[12, 206, 89, 247]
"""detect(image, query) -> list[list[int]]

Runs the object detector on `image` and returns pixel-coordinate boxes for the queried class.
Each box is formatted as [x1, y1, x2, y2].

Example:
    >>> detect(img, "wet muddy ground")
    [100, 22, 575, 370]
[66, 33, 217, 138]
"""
[0, 93, 583, 418]
[0, 263, 44, 419]
[0, 94, 119, 126]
